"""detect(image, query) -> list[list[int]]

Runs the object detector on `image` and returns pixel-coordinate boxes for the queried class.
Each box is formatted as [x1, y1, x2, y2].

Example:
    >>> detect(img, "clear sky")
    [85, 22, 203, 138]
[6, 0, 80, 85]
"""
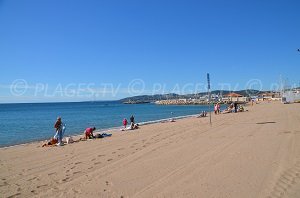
[0, 0, 299, 103]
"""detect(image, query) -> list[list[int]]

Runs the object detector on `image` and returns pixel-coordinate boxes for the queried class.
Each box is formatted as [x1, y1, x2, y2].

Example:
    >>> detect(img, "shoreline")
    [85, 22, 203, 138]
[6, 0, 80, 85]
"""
[0, 113, 202, 149]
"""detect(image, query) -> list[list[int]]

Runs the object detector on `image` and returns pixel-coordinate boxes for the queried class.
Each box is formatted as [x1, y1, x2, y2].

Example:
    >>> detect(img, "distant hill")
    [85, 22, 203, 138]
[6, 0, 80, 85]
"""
[119, 89, 266, 103]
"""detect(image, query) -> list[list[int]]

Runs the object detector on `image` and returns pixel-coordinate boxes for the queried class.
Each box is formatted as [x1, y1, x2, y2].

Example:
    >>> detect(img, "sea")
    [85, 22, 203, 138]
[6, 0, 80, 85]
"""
[0, 101, 215, 147]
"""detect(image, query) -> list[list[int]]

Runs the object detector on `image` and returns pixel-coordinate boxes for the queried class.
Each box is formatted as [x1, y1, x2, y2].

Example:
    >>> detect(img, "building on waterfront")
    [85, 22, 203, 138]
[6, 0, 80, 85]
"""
[222, 93, 249, 103]
[282, 89, 300, 103]
[258, 92, 281, 101]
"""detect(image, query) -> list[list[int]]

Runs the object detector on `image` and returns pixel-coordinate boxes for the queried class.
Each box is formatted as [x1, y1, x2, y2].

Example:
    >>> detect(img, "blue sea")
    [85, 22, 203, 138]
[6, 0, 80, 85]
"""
[0, 101, 213, 147]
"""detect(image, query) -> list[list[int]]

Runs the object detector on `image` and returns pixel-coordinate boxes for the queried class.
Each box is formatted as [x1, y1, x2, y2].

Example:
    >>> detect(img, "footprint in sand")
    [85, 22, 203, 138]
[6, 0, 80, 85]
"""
[73, 171, 81, 175]
[48, 172, 56, 176]
[72, 188, 80, 194]
[98, 154, 105, 157]
[94, 162, 101, 165]
[7, 193, 21, 198]
[61, 177, 70, 182]
[91, 158, 96, 162]
[37, 184, 48, 189]
[74, 162, 82, 165]
[27, 177, 37, 182]
[88, 167, 94, 170]
[269, 161, 300, 197]
[107, 159, 113, 162]
[0, 181, 8, 187]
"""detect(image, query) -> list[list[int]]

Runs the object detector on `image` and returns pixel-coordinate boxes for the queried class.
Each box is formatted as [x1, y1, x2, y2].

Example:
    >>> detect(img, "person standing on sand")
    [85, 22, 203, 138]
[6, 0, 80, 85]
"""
[234, 102, 238, 113]
[123, 118, 128, 128]
[54, 117, 63, 145]
[214, 104, 218, 115]
[217, 103, 221, 114]
[130, 115, 135, 124]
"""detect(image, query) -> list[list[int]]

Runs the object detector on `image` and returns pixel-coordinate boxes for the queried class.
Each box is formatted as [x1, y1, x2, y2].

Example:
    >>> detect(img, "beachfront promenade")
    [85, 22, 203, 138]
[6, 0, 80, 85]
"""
[1, 102, 300, 198]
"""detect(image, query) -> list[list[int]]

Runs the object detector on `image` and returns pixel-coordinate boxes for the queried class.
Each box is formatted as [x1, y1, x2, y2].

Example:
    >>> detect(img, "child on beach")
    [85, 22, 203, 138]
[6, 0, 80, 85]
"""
[123, 118, 128, 128]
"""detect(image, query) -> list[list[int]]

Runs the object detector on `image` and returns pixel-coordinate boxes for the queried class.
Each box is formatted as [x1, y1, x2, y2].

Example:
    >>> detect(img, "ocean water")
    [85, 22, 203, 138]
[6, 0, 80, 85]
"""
[0, 101, 214, 147]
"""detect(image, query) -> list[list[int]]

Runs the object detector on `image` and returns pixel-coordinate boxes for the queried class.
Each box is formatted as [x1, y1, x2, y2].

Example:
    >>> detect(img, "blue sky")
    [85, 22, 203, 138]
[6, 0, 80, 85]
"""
[0, 0, 299, 103]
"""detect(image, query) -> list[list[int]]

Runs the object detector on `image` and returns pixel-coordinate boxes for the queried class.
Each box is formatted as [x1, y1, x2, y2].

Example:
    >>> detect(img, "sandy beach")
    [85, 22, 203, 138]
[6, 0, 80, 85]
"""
[1, 102, 300, 198]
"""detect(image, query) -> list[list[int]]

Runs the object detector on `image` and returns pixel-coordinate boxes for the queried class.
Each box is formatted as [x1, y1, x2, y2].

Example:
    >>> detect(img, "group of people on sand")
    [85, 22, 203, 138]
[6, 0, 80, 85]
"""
[43, 116, 115, 147]
[214, 103, 221, 114]
[84, 127, 112, 139]
[122, 115, 139, 131]
[222, 102, 245, 114]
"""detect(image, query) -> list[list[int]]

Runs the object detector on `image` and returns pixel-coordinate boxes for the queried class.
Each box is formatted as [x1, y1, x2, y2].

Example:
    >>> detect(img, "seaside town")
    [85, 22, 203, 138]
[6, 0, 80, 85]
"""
[132, 88, 300, 105]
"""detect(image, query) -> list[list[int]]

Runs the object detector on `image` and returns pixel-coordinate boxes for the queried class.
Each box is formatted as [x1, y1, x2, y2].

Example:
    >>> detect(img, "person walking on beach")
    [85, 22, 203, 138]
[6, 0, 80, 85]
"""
[130, 115, 135, 124]
[54, 117, 63, 146]
[217, 103, 221, 114]
[123, 118, 128, 128]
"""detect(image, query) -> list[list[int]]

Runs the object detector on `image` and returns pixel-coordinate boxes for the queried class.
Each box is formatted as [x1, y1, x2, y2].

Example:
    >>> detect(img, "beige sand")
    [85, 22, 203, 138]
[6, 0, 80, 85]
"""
[1, 102, 300, 198]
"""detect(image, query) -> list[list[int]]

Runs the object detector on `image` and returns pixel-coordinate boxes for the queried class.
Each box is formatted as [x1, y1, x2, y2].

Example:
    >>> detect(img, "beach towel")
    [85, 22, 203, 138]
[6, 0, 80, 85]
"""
[95, 133, 112, 138]
[102, 133, 112, 137]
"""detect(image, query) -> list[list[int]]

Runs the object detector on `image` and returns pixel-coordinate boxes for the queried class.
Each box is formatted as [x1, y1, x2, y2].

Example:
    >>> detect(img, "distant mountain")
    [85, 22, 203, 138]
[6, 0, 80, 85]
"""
[119, 89, 266, 103]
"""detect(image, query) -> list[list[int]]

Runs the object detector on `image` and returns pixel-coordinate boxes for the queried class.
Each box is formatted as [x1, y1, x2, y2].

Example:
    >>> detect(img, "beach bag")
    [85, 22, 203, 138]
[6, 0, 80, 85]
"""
[54, 131, 59, 140]
[61, 124, 66, 138]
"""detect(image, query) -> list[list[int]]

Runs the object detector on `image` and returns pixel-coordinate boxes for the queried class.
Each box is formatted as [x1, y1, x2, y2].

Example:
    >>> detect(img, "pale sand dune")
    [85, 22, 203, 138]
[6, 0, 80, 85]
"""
[1, 102, 300, 198]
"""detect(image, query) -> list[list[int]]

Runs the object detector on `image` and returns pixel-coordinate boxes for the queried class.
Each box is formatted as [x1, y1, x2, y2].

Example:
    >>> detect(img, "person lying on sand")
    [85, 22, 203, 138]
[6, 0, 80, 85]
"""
[222, 104, 235, 114]
[121, 123, 140, 131]
[197, 111, 207, 118]
[42, 137, 58, 147]
[130, 123, 139, 130]
[83, 133, 112, 139]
